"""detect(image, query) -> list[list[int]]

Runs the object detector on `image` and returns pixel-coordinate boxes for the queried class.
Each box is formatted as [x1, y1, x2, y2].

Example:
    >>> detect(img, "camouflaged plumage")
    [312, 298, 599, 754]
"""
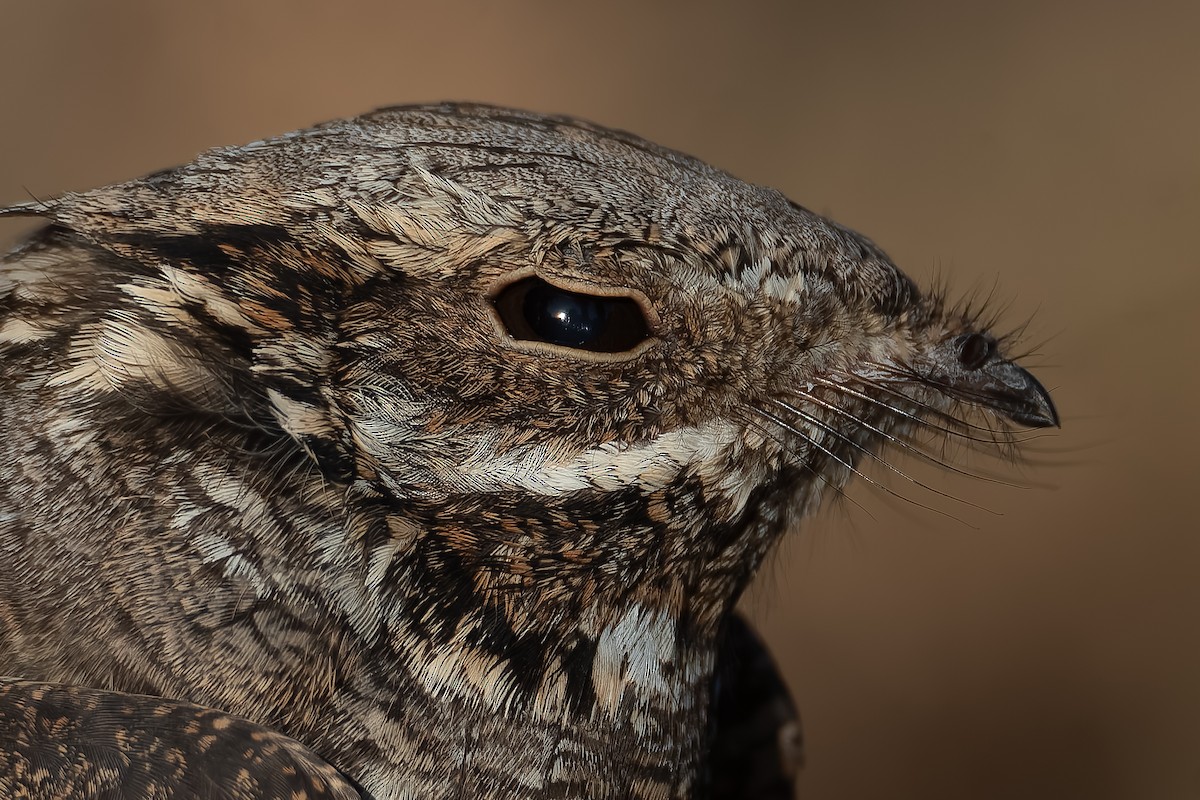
[0, 104, 1056, 799]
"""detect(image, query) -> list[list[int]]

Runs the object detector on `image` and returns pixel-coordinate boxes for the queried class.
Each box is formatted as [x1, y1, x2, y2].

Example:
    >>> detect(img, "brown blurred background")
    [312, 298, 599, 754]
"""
[1, 1, 1195, 797]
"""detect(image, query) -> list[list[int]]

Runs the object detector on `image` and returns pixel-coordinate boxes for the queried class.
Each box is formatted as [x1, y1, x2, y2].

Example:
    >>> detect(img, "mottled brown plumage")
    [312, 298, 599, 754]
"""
[0, 103, 1056, 798]
[0, 680, 363, 799]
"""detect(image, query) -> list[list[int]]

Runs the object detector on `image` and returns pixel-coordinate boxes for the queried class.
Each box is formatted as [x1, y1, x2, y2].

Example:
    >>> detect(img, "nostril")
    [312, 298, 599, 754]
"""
[957, 333, 995, 370]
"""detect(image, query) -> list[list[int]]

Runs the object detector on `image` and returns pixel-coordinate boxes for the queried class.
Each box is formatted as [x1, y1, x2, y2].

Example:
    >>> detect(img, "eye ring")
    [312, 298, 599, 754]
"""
[487, 272, 657, 360]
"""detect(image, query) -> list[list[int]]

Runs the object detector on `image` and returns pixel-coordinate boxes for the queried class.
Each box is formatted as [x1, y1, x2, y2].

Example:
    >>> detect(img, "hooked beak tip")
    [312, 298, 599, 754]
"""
[1008, 378, 1059, 428]
[983, 360, 1060, 429]
[924, 334, 1059, 430]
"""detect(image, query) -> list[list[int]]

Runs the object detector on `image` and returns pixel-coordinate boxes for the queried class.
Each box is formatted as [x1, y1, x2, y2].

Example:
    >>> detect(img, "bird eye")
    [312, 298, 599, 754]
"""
[957, 333, 995, 370]
[492, 276, 651, 354]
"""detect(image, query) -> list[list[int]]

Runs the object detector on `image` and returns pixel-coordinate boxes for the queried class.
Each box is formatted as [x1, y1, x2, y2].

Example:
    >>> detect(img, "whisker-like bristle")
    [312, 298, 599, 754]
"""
[810, 374, 1014, 443]
[779, 389, 1033, 490]
[735, 409, 871, 520]
[748, 405, 977, 527]
[768, 397, 1002, 513]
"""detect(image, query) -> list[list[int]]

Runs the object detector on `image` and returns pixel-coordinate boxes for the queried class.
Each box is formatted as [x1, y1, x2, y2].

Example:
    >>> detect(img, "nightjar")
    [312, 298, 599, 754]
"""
[0, 104, 1056, 799]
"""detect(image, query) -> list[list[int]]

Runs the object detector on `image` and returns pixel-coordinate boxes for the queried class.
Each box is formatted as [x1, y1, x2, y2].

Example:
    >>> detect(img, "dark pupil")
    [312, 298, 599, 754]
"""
[524, 280, 609, 348]
[493, 277, 650, 353]
[958, 333, 995, 370]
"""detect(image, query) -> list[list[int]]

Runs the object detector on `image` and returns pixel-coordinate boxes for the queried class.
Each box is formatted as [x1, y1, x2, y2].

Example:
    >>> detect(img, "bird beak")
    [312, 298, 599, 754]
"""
[917, 334, 1060, 429]
[969, 358, 1060, 428]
